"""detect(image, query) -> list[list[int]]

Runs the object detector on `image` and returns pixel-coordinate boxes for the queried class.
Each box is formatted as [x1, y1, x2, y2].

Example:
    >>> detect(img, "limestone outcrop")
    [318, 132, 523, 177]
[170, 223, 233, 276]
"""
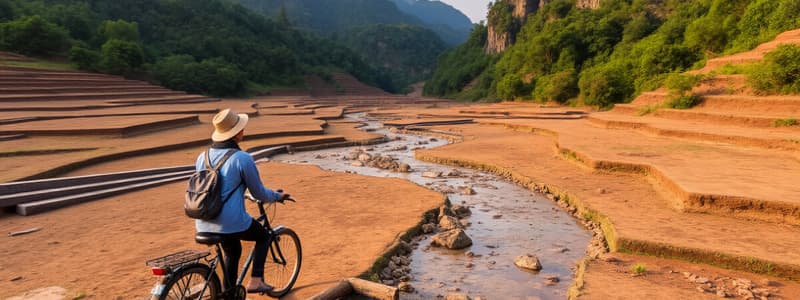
[485, 0, 599, 53]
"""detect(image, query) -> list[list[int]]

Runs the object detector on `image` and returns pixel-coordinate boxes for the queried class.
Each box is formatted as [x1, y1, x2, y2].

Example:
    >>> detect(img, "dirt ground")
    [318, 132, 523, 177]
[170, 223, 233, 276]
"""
[0, 162, 443, 299]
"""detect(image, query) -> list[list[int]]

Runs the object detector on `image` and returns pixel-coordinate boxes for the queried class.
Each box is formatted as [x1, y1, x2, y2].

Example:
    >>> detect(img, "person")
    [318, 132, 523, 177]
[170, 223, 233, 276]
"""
[195, 108, 288, 293]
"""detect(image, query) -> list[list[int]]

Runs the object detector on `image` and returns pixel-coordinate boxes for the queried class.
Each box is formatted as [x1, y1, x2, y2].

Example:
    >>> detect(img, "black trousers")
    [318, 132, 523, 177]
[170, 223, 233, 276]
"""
[220, 219, 268, 286]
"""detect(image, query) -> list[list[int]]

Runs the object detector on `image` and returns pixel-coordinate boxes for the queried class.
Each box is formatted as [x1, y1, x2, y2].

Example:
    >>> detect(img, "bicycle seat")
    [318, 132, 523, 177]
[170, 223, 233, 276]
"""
[195, 232, 224, 245]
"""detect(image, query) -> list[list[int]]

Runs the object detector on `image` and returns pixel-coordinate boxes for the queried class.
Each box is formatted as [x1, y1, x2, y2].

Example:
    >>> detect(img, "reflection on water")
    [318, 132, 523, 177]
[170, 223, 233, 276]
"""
[274, 115, 591, 299]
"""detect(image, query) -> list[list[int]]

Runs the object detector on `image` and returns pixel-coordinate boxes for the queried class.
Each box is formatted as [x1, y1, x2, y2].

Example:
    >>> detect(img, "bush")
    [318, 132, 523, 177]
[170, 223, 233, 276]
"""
[99, 39, 144, 75]
[0, 15, 70, 56]
[152, 55, 247, 96]
[631, 263, 647, 275]
[0, 0, 14, 21]
[578, 61, 635, 108]
[496, 74, 524, 101]
[98, 19, 140, 42]
[748, 45, 800, 94]
[662, 73, 703, 109]
[68, 45, 100, 70]
[533, 69, 578, 103]
[773, 118, 798, 127]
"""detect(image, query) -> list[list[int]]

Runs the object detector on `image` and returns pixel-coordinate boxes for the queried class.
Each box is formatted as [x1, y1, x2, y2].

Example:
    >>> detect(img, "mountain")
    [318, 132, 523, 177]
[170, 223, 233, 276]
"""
[232, 0, 463, 91]
[233, 0, 470, 45]
[337, 24, 447, 91]
[389, 0, 473, 45]
[391, 0, 472, 30]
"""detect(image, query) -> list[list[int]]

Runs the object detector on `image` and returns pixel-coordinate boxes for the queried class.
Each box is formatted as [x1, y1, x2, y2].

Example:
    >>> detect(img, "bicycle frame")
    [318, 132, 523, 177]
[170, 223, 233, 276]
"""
[195, 200, 290, 298]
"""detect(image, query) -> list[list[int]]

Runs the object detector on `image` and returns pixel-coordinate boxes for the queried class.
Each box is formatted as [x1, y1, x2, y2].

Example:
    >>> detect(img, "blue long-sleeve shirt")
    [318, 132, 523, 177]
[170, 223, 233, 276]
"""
[195, 148, 280, 234]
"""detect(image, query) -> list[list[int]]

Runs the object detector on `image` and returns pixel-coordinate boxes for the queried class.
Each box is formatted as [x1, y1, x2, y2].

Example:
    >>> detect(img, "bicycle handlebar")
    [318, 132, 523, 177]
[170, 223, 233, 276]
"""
[244, 191, 295, 204]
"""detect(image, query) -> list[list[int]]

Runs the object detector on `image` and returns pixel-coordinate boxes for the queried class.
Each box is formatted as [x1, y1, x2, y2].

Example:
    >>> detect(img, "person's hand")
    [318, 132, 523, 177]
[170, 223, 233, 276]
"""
[279, 193, 292, 203]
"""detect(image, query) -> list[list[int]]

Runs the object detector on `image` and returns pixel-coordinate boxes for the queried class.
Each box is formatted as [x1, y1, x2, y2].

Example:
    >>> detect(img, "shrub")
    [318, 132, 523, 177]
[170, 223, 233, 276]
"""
[99, 39, 144, 75]
[0, 0, 14, 21]
[631, 263, 647, 275]
[663, 72, 702, 109]
[0, 15, 70, 56]
[98, 19, 140, 42]
[68, 45, 100, 70]
[665, 94, 700, 109]
[152, 55, 247, 96]
[748, 45, 800, 94]
[773, 118, 798, 127]
[496, 74, 524, 101]
[578, 61, 635, 108]
[533, 69, 578, 103]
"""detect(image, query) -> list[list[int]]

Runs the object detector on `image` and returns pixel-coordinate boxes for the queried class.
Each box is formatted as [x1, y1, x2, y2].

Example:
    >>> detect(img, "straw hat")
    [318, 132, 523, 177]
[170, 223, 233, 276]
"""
[211, 108, 249, 142]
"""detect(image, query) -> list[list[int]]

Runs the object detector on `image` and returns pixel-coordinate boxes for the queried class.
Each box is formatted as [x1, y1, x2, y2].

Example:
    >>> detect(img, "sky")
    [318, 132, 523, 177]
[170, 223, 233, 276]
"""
[439, 0, 491, 23]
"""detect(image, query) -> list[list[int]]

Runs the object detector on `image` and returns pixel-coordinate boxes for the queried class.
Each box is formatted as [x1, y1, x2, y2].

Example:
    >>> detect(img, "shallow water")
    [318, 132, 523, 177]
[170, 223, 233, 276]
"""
[274, 115, 591, 299]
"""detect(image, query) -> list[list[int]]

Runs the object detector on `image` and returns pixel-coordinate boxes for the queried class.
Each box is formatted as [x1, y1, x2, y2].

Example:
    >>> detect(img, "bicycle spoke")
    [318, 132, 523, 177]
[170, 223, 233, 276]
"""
[181, 272, 195, 299]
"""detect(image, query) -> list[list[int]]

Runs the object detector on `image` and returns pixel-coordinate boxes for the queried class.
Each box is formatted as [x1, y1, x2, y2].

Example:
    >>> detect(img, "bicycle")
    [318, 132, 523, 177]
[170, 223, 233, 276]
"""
[146, 192, 301, 300]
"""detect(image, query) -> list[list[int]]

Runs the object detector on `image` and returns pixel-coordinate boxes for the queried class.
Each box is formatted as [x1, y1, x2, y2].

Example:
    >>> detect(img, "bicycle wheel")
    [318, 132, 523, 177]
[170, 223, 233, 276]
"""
[159, 263, 221, 300]
[264, 227, 302, 298]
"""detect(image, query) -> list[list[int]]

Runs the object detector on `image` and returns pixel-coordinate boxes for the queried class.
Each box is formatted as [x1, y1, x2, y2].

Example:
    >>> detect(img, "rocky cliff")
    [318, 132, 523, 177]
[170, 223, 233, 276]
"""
[486, 0, 600, 54]
[486, 0, 538, 53]
[576, 0, 601, 9]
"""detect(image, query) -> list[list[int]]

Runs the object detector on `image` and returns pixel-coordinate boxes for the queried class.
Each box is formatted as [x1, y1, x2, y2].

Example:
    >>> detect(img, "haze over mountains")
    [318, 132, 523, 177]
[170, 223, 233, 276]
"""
[233, 0, 473, 46]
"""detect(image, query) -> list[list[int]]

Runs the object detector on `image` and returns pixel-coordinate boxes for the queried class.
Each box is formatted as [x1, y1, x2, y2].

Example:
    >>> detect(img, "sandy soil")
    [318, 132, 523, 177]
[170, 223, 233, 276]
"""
[0, 162, 443, 299]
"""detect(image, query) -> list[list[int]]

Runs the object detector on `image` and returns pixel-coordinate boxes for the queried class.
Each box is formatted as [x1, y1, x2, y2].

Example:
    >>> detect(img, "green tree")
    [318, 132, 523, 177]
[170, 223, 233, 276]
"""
[579, 61, 635, 107]
[98, 19, 140, 42]
[748, 45, 800, 94]
[69, 44, 100, 70]
[45, 3, 96, 41]
[100, 39, 144, 74]
[533, 69, 578, 103]
[0, 15, 70, 55]
[0, 0, 15, 21]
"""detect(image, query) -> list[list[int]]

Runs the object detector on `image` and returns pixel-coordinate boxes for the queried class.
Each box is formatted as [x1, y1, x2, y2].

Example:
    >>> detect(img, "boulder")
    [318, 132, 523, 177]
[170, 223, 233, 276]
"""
[444, 293, 470, 300]
[397, 163, 412, 172]
[439, 205, 456, 218]
[439, 215, 462, 231]
[422, 171, 442, 178]
[545, 275, 560, 285]
[459, 186, 476, 195]
[357, 153, 372, 162]
[452, 205, 472, 217]
[514, 254, 542, 271]
[431, 229, 472, 249]
[398, 282, 414, 293]
[446, 169, 462, 177]
[422, 223, 437, 234]
[350, 161, 364, 167]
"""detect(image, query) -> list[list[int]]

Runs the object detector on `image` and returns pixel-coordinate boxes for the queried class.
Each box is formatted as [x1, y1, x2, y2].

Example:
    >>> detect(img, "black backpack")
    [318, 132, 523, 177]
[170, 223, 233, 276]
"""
[184, 149, 239, 220]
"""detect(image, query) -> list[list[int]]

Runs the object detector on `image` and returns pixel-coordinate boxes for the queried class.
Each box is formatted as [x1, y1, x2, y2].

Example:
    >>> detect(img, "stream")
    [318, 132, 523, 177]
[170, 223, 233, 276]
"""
[273, 114, 592, 299]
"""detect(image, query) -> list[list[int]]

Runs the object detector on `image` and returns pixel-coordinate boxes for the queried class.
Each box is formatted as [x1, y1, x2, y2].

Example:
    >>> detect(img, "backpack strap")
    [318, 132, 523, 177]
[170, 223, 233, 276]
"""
[214, 149, 242, 205]
[212, 149, 238, 171]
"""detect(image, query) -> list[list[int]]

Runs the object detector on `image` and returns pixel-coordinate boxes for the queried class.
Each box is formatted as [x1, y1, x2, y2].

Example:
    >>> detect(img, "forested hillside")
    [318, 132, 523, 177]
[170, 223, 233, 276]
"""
[425, 0, 800, 105]
[338, 24, 447, 91]
[0, 0, 395, 96]
[233, 0, 466, 91]
[234, 0, 471, 46]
